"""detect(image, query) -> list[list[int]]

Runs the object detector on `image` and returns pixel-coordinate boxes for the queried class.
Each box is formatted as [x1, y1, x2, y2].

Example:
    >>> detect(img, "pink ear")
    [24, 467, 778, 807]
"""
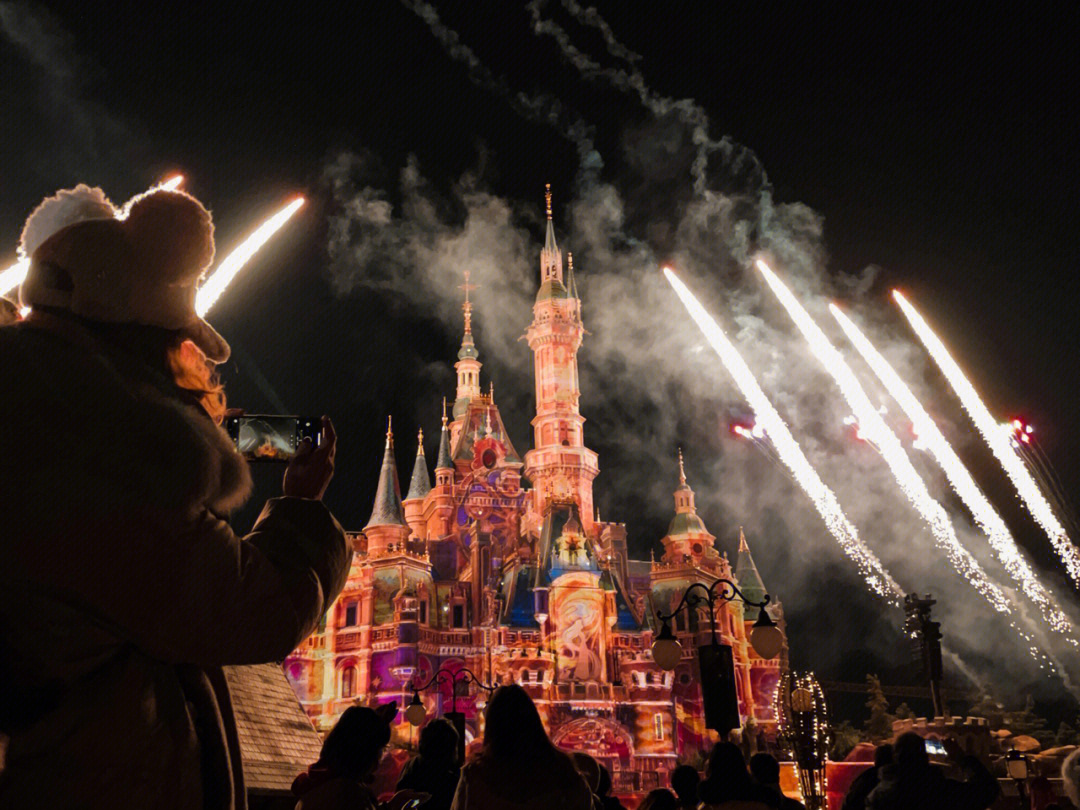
[124, 190, 214, 283]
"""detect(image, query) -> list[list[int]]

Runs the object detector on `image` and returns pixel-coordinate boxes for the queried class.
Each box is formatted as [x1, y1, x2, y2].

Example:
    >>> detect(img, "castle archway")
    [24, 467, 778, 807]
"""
[551, 716, 635, 771]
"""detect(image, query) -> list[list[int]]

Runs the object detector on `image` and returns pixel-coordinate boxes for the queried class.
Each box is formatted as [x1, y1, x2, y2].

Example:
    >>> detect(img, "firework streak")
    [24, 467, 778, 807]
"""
[663, 267, 901, 601]
[830, 304, 1073, 638]
[755, 261, 1014, 616]
[195, 197, 305, 317]
[893, 290, 1080, 587]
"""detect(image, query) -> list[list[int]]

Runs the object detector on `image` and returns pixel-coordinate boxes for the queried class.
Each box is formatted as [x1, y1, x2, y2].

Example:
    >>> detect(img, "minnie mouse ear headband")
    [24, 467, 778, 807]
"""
[19, 184, 229, 362]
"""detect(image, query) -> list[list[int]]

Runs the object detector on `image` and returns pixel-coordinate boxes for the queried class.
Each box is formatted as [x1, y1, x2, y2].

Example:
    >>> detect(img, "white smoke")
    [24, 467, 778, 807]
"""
[331, 4, 1080, 697]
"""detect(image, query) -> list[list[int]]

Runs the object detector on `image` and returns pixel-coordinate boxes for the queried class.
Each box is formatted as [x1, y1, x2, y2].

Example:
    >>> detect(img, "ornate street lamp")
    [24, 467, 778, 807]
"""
[651, 578, 782, 735]
[651, 579, 783, 669]
[405, 665, 495, 761]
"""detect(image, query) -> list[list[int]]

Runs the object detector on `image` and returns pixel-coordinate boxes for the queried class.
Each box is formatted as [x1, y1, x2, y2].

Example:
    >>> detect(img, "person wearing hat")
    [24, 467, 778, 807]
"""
[0, 185, 351, 810]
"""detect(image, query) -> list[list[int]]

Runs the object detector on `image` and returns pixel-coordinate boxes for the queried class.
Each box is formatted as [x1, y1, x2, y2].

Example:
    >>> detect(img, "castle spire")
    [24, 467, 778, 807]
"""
[672, 448, 697, 513]
[405, 427, 432, 501]
[365, 416, 408, 529]
[538, 184, 564, 292]
[735, 528, 767, 619]
[454, 270, 482, 420]
[436, 398, 453, 470]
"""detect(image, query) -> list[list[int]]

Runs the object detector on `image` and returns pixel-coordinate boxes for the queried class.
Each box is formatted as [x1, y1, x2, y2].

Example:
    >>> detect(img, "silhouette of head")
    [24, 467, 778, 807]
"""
[874, 743, 894, 769]
[706, 741, 751, 782]
[319, 702, 397, 780]
[749, 752, 780, 786]
[419, 717, 459, 764]
[670, 764, 700, 804]
[894, 732, 930, 769]
[483, 684, 552, 761]
[639, 788, 678, 810]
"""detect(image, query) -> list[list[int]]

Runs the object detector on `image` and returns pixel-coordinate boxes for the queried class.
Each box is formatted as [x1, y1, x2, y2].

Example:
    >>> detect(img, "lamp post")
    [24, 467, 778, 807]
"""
[405, 665, 495, 762]
[651, 578, 782, 735]
[1005, 748, 1030, 809]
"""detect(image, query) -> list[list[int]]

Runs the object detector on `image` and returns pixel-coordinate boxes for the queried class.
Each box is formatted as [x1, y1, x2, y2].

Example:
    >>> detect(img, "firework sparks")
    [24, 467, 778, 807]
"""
[664, 266, 901, 600]
[894, 291, 1080, 586]
[831, 304, 1073, 638]
[755, 260, 1013, 616]
[195, 197, 305, 317]
[1, 175, 186, 298]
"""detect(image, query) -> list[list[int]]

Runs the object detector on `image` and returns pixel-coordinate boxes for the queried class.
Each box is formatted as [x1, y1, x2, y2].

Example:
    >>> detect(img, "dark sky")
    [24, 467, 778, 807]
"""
[4, 2, 1079, 711]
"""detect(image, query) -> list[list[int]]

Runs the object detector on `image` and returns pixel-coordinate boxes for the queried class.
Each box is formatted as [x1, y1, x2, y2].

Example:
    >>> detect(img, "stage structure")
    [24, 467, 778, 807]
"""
[284, 187, 788, 790]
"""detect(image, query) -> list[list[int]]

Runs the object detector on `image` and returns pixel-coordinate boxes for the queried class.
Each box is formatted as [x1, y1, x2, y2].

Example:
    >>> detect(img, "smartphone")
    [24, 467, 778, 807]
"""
[225, 415, 320, 462]
[924, 738, 947, 756]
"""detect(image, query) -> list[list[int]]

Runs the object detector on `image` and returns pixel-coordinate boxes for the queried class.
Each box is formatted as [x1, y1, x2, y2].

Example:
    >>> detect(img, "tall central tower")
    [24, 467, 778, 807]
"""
[524, 185, 599, 532]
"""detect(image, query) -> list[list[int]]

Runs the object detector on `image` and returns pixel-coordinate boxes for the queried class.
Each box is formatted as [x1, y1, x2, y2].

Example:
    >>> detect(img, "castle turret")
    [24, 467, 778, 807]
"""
[734, 528, 767, 620]
[660, 449, 718, 566]
[524, 185, 599, 531]
[364, 417, 410, 554]
[451, 271, 482, 446]
[434, 399, 454, 487]
[403, 428, 431, 540]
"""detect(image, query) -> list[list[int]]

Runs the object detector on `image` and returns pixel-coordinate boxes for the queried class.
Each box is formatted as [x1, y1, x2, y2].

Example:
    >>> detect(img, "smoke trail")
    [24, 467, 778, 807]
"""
[756, 261, 1015, 614]
[831, 304, 1075, 640]
[665, 266, 902, 602]
[894, 291, 1080, 588]
[400, 0, 602, 173]
[525, 0, 764, 194]
[558, 0, 642, 64]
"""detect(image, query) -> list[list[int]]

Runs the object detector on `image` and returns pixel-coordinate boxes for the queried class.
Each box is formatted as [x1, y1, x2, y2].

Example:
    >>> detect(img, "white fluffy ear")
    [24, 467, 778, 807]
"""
[20, 185, 117, 259]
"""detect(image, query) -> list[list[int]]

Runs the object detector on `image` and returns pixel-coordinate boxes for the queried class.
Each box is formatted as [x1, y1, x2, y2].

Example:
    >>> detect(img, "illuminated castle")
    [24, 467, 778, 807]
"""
[284, 187, 786, 790]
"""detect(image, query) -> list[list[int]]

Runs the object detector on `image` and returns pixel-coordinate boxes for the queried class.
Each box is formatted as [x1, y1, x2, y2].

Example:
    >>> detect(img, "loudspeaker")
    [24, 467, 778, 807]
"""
[698, 643, 740, 734]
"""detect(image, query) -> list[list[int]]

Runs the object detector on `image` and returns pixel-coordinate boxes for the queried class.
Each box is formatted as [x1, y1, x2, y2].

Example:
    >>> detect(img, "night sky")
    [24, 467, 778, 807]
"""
[4, 2, 1079, 715]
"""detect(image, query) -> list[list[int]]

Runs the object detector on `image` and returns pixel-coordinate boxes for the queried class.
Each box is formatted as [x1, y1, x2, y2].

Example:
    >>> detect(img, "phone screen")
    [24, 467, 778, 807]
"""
[924, 738, 947, 756]
[226, 415, 319, 462]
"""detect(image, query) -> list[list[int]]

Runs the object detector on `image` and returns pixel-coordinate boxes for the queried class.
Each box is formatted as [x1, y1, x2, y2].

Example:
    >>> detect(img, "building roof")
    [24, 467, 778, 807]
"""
[735, 528, 768, 619]
[499, 564, 541, 628]
[666, 511, 709, 536]
[365, 423, 408, 529]
[405, 432, 432, 501]
[224, 663, 323, 796]
[435, 421, 453, 470]
[452, 401, 522, 465]
[536, 278, 571, 302]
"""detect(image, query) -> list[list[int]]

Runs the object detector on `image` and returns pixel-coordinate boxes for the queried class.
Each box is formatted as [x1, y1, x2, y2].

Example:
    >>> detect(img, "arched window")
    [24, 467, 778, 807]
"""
[341, 666, 356, 698]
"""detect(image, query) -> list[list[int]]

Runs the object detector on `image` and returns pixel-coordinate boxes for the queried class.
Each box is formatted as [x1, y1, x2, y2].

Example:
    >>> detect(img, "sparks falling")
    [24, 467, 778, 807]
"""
[894, 291, 1080, 587]
[755, 260, 1013, 616]
[664, 266, 901, 601]
[1, 175, 186, 298]
[830, 304, 1074, 639]
[195, 197, 306, 317]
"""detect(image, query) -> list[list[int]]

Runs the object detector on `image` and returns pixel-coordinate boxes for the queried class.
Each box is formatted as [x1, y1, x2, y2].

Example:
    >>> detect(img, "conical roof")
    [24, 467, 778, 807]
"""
[404, 429, 431, 501]
[364, 419, 408, 529]
[735, 528, 767, 619]
[435, 400, 454, 469]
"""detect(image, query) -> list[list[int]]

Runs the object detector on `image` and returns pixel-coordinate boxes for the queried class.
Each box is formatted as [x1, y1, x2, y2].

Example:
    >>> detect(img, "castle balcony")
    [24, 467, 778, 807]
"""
[333, 628, 365, 653]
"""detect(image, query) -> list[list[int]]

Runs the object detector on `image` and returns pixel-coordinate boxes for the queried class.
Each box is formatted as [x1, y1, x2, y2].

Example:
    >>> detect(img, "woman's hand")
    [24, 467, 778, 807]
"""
[283, 416, 337, 500]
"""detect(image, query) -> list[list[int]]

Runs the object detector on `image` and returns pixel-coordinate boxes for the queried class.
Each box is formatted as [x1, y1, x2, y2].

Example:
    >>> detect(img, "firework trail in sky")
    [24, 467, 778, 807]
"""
[195, 197, 305, 317]
[1, 175, 184, 298]
[894, 291, 1080, 587]
[664, 266, 901, 601]
[755, 261, 1015, 617]
[830, 304, 1074, 640]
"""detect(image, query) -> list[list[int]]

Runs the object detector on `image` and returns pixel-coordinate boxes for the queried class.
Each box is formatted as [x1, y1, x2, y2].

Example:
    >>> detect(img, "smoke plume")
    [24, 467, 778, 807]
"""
[332, 4, 1080, 696]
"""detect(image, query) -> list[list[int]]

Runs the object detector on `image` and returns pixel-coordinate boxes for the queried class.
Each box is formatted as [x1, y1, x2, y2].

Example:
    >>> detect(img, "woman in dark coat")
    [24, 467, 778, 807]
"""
[0, 185, 351, 809]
